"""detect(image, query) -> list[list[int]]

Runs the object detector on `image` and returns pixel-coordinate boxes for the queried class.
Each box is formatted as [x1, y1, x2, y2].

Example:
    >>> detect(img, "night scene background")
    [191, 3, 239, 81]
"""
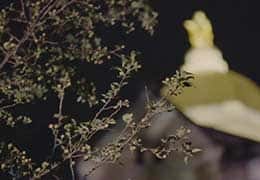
[1, 0, 260, 180]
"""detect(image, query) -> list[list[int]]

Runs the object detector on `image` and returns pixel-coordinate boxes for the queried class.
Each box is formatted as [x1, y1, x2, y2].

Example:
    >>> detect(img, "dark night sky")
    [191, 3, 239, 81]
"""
[165, 0, 260, 83]
[131, 0, 260, 85]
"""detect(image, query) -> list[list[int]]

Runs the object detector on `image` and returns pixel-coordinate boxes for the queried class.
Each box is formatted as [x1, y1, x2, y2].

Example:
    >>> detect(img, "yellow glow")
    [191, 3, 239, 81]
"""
[184, 11, 214, 48]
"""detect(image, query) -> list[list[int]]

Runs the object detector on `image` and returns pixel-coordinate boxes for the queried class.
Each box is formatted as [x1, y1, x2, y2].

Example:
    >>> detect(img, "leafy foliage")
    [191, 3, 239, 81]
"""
[0, 1, 199, 179]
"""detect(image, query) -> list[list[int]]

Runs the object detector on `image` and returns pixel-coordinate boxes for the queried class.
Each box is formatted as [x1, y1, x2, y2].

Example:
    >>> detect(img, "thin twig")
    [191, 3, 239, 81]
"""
[0, 103, 18, 110]
[58, 91, 65, 121]
[93, 78, 126, 121]
[69, 158, 75, 180]
[55, 0, 77, 15]
[69, 135, 75, 180]
[37, 0, 57, 22]
[0, 31, 29, 70]
[20, 0, 27, 20]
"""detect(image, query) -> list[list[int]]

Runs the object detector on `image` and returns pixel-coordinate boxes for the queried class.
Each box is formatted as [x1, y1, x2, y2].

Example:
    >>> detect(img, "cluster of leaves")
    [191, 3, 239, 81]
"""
[162, 70, 194, 97]
[0, 1, 199, 179]
[61, 72, 199, 177]
[0, 143, 33, 179]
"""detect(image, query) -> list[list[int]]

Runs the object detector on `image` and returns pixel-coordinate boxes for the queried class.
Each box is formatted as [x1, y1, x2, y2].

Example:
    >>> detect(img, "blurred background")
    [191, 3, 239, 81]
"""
[78, 1, 260, 180]
[131, 0, 260, 84]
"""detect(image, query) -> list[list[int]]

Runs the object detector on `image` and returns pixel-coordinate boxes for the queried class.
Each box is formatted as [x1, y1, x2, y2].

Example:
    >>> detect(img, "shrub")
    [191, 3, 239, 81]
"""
[0, 1, 198, 179]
